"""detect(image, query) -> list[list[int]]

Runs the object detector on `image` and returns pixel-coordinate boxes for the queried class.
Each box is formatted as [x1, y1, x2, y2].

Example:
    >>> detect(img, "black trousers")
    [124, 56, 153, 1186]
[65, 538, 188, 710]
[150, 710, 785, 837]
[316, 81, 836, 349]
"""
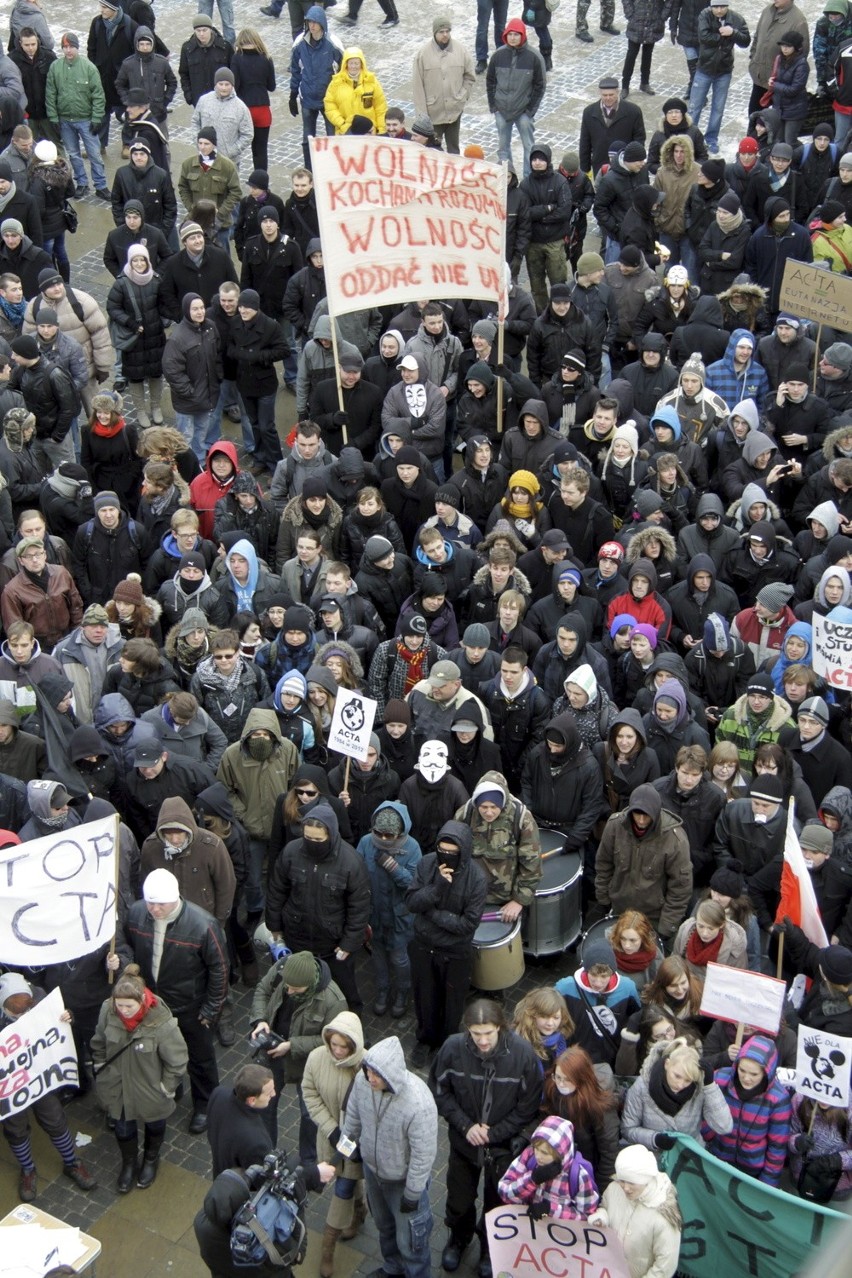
[408, 939, 473, 1048]
[622, 40, 654, 87]
[445, 1146, 503, 1247]
[176, 1007, 219, 1111]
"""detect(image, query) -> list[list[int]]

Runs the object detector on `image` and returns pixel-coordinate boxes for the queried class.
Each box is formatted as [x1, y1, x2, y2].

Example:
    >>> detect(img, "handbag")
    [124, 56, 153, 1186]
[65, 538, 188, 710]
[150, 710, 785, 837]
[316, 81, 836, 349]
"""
[797, 1155, 843, 1204]
[109, 277, 144, 352]
[759, 55, 780, 108]
[62, 201, 78, 233]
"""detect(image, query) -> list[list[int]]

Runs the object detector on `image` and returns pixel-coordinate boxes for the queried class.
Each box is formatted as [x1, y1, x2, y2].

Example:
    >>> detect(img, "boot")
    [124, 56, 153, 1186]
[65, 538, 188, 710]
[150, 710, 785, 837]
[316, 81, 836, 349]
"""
[137, 1130, 164, 1188]
[116, 1137, 138, 1194]
[236, 938, 260, 987]
[340, 1196, 367, 1240]
[377, 0, 398, 23]
[320, 1225, 342, 1278]
[685, 57, 697, 98]
[217, 999, 236, 1046]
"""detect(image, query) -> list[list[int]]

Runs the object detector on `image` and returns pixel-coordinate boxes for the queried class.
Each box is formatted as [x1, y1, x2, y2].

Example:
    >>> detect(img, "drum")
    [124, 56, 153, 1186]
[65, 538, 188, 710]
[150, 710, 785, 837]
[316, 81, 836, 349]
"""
[471, 918, 525, 991]
[523, 831, 583, 957]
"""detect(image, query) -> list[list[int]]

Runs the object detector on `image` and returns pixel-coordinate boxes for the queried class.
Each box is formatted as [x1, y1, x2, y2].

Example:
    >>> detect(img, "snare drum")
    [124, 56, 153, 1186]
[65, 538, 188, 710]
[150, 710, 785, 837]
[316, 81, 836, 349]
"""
[471, 918, 525, 991]
[523, 832, 583, 957]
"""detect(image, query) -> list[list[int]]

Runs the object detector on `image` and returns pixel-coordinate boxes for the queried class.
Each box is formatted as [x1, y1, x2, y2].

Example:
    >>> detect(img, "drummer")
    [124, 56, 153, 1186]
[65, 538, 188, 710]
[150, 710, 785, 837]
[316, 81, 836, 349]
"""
[456, 773, 542, 925]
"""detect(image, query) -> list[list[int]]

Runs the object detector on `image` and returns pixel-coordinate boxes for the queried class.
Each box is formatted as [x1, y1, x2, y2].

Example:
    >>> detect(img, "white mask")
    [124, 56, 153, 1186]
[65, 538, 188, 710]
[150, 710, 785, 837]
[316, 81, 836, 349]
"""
[555, 1081, 576, 1095]
[416, 739, 449, 783]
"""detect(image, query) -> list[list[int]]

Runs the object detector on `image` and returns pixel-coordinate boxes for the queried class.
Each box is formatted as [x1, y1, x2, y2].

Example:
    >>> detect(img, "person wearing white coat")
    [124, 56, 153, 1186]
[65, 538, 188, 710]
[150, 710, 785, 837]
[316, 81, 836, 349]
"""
[589, 1144, 682, 1278]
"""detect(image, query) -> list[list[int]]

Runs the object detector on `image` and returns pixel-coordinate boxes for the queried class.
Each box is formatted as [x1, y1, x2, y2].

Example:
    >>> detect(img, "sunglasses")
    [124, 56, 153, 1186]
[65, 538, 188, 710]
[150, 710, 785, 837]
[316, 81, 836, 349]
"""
[214, 652, 237, 660]
[295, 787, 318, 797]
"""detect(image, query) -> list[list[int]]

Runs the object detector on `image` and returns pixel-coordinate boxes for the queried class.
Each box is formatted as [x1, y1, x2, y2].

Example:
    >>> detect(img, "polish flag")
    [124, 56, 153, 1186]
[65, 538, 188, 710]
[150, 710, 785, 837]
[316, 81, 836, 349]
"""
[774, 806, 828, 947]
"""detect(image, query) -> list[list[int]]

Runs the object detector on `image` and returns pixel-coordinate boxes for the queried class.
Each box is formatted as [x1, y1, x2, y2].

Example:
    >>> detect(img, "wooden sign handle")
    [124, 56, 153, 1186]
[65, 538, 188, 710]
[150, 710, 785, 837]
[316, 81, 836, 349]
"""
[734, 1022, 744, 1051]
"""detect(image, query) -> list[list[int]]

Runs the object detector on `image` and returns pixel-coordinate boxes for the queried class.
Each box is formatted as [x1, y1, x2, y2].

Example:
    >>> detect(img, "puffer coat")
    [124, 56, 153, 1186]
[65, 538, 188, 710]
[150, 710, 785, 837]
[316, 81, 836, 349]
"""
[105, 272, 166, 381]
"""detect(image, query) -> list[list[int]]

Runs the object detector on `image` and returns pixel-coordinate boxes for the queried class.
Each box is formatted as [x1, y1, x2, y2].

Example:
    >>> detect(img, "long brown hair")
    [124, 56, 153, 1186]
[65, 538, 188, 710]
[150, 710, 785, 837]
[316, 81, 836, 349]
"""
[642, 955, 703, 1016]
[610, 910, 656, 955]
[512, 988, 575, 1060]
[543, 1045, 618, 1125]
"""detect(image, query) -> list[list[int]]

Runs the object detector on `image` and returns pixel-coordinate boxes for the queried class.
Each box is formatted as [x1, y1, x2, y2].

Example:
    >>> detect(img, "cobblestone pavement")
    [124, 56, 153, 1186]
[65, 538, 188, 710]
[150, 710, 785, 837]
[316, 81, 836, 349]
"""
[0, 0, 780, 1268]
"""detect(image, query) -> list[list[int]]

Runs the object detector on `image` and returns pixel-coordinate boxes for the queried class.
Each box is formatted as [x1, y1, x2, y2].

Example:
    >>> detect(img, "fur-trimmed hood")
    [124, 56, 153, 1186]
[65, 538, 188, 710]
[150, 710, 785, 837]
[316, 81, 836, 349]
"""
[28, 156, 74, 190]
[471, 562, 532, 598]
[105, 595, 162, 634]
[717, 279, 768, 324]
[280, 491, 343, 530]
[659, 132, 696, 170]
[314, 637, 364, 680]
[625, 525, 678, 564]
[822, 423, 852, 463]
[163, 620, 220, 661]
[725, 494, 783, 524]
[728, 690, 792, 728]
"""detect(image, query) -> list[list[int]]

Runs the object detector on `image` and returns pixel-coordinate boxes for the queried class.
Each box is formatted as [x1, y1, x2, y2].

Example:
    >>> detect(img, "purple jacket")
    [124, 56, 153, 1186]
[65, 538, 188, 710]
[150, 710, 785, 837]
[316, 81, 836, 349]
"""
[704, 1034, 792, 1185]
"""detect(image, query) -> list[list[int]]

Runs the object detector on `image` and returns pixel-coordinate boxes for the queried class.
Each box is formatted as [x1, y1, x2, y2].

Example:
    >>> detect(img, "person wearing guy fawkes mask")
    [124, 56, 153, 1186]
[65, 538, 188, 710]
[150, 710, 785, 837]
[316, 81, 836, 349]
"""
[266, 801, 370, 1010]
[398, 738, 470, 856]
[406, 820, 487, 1065]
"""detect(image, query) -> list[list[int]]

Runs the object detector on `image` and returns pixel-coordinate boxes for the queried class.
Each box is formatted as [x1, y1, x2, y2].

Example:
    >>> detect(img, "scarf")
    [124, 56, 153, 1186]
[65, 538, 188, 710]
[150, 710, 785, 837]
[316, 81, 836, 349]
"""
[123, 262, 154, 286]
[801, 728, 825, 752]
[151, 901, 181, 980]
[301, 503, 329, 530]
[0, 182, 16, 215]
[396, 639, 427, 694]
[92, 416, 125, 439]
[116, 987, 156, 1031]
[648, 1057, 697, 1115]
[616, 945, 657, 973]
[507, 497, 534, 519]
[148, 488, 173, 516]
[102, 7, 123, 40]
[0, 295, 26, 327]
[200, 150, 216, 168]
[197, 652, 244, 693]
[176, 634, 208, 669]
[685, 926, 724, 967]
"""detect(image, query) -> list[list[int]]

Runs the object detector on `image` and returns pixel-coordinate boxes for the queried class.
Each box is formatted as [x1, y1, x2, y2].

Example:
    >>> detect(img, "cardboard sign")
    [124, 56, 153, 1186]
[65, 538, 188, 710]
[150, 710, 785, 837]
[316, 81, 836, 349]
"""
[0, 989, 78, 1117]
[0, 816, 118, 965]
[812, 611, 852, 690]
[699, 963, 786, 1034]
[794, 1027, 852, 1107]
[486, 1206, 631, 1278]
[327, 687, 377, 762]
[310, 136, 507, 317]
[778, 259, 852, 329]
[660, 1135, 847, 1278]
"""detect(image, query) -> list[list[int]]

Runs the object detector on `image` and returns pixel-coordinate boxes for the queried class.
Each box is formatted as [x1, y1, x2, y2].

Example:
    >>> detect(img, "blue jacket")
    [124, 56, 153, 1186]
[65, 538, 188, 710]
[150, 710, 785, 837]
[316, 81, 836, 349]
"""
[355, 800, 421, 947]
[290, 6, 343, 110]
[705, 328, 770, 412]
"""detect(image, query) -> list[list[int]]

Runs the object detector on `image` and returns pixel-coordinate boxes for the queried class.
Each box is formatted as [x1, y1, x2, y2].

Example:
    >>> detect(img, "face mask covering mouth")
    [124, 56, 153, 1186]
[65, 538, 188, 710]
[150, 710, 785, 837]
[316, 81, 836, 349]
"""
[247, 735, 275, 761]
[303, 835, 331, 859]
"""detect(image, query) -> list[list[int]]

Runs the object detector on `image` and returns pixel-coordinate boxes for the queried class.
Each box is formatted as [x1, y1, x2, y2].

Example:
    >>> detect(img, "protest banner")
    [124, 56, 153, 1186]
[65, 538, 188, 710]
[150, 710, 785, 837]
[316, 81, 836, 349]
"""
[812, 610, 852, 690]
[659, 1135, 846, 1278]
[486, 1206, 631, 1278]
[310, 136, 507, 317]
[699, 963, 786, 1034]
[0, 988, 78, 1117]
[794, 1026, 852, 1106]
[778, 259, 852, 329]
[327, 687, 378, 764]
[0, 815, 118, 966]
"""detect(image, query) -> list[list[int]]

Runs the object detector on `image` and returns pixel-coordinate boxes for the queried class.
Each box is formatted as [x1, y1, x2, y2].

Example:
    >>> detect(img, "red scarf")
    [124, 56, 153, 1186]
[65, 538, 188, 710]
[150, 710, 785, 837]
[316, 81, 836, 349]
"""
[685, 927, 723, 968]
[116, 987, 157, 1031]
[397, 640, 427, 695]
[92, 416, 126, 439]
[616, 946, 658, 973]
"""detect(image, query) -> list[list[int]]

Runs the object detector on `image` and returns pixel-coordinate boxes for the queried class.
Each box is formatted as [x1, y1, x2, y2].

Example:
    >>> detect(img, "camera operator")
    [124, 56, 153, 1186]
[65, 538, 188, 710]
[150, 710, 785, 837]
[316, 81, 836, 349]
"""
[249, 950, 347, 1156]
[206, 1064, 277, 1178]
[194, 1150, 336, 1278]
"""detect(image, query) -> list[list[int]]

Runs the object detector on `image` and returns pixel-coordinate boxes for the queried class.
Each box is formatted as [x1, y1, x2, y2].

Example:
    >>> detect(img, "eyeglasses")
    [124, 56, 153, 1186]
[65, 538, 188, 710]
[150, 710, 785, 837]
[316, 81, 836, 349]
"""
[295, 787, 318, 797]
[19, 550, 46, 562]
[213, 652, 237, 661]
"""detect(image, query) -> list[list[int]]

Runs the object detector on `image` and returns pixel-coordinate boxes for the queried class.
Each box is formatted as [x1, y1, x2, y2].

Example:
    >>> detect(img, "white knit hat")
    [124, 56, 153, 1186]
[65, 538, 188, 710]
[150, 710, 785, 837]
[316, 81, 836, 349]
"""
[143, 868, 180, 903]
[615, 1144, 659, 1184]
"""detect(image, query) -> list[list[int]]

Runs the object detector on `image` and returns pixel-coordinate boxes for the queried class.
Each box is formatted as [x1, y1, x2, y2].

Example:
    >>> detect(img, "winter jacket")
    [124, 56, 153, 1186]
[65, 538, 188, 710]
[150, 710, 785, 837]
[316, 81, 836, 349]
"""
[454, 767, 541, 907]
[520, 710, 603, 839]
[697, 212, 752, 294]
[190, 656, 269, 745]
[673, 915, 748, 982]
[250, 954, 347, 1084]
[290, 5, 341, 110]
[744, 218, 814, 313]
[696, 4, 750, 75]
[712, 795, 788, 876]
[190, 88, 253, 166]
[623, 1040, 734, 1149]
[109, 157, 177, 236]
[301, 1010, 367, 1182]
[323, 46, 386, 134]
[1, 563, 82, 648]
[595, 783, 692, 937]
[216, 708, 299, 840]
[114, 27, 176, 121]
[105, 272, 165, 383]
[91, 992, 187, 1123]
[117, 896, 228, 1021]
[499, 1116, 600, 1220]
[554, 967, 640, 1067]
[178, 153, 241, 231]
[412, 30, 475, 126]
[344, 1036, 437, 1196]
[206, 1083, 275, 1180]
[178, 29, 234, 106]
[158, 245, 238, 322]
[71, 513, 149, 606]
[45, 49, 105, 121]
[355, 800, 420, 948]
[579, 96, 646, 176]
[405, 817, 486, 955]
[162, 312, 222, 414]
[706, 1035, 792, 1185]
[594, 155, 651, 245]
[520, 146, 573, 244]
[139, 795, 235, 923]
[485, 23, 545, 123]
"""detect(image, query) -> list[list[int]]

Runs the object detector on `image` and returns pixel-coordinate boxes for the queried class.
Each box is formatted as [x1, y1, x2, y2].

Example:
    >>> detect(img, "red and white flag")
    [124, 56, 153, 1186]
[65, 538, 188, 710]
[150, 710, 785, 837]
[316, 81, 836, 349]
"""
[774, 806, 828, 947]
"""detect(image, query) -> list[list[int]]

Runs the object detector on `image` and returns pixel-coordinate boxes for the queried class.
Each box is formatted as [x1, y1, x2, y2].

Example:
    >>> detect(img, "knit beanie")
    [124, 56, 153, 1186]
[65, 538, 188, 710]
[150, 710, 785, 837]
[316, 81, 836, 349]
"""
[566, 663, 597, 700]
[179, 552, 206, 573]
[472, 319, 497, 343]
[281, 951, 316, 986]
[703, 613, 730, 652]
[383, 698, 411, 726]
[799, 695, 830, 725]
[113, 575, 144, 605]
[634, 490, 664, 517]
[609, 612, 637, 638]
[756, 582, 795, 613]
[800, 824, 833, 856]
[372, 806, 405, 836]
[283, 605, 313, 633]
[365, 535, 394, 562]
[94, 490, 121, 513]
[819, 946, 852, 986]
[615, 1145, 659, 1184]
[584, 937, 617, 970]
[302, 474, 328, 499]
[178, 608, 209, 637]
[463, 623, 491, 647]
[143, 868, 180, 903]
[576, 251, 605, 274]
[278, 670, 307, 700]
[710, 859, 745, 898]
[632, 623, 658, 649]
[472, 780, 506, 809]
[681, 351, 706, 386]
[749, 774, 784, 803]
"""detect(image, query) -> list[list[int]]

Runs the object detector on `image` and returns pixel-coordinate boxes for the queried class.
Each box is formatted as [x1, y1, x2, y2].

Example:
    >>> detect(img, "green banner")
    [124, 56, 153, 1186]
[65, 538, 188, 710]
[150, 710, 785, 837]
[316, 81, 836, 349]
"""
[658, 1136, 848, 1278]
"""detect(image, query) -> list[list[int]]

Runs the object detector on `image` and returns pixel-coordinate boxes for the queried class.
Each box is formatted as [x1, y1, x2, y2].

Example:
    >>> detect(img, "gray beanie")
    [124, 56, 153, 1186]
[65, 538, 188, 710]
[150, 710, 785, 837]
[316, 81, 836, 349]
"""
[756, 582, 795, 613]
[799, 695, 830, 726]
[463, 622, 491, 647]
[824, 342, 852, 373]
[472, 319, 497, 344]
[800, 823, 833, 855]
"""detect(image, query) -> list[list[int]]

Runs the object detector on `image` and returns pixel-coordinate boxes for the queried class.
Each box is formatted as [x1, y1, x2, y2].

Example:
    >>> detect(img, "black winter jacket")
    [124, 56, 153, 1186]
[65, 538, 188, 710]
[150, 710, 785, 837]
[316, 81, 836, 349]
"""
[239, 233, 302, 318]
[105, 273, 165, 381]
[158, 247, 238, 321]
[71, 514, 150, 605]
[405, 819, 487, 954]
[110, 157, 177, 235]
[118, 896, 227, 1021]
[178, 31, 234, 106]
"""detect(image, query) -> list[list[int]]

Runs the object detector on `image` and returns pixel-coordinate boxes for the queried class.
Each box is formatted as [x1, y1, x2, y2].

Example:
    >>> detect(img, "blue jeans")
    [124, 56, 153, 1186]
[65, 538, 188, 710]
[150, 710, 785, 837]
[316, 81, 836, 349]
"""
[43, 232, 70, 280]
[214, 379, 254, 453]
[476, 0, 508, 63]
[659, 232, 697, 279]
[175, 410, 214, 459]
[688, 69, 731, 153]
[197, 0, 235, 43]
[363, 1167, 433, 1278]
[835, 109, 852, 149]
[60, 119, 107, 191]
[275, 316, 298, 387]
[495, 110, 535, 177]
[372, 938, 411, 999]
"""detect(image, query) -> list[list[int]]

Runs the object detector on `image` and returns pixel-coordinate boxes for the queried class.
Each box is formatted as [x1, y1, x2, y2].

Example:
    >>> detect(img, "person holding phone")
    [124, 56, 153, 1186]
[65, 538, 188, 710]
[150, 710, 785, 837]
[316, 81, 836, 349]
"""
[766, 364, 834, 469]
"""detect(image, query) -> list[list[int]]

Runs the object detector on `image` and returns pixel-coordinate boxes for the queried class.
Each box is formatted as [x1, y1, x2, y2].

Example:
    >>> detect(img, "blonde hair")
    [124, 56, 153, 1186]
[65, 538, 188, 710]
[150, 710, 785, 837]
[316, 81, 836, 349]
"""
[512, 987, 574, 1060]
[696, 899, 726, 929]
[661, 1037, 702, 1083]
[235, 26, 269, 54]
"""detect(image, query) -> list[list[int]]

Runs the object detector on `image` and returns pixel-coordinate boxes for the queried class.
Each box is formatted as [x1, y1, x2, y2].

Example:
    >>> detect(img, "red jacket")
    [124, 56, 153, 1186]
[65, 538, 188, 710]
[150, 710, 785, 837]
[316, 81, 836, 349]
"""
[189, 440, 239, 540]
[606, 589, 671, 640]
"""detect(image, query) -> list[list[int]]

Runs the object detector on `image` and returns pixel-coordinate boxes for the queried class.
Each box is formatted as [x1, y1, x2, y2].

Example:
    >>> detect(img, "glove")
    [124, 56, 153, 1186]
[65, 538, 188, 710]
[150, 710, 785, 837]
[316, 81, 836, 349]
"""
[289, 94, 299, 117]
[400, 1194, 419, 1213]
[510, 257, 521, 278]
[530, 1156, 563, 1184]
[332, 411, 349, 426]
[701, 1061, 715, 1086]
[328, 1126, 341, 1149]
[654, 1133, 677, 1151]
[794, 1133, 814, 1155]
[95, 369, 110, 383]
[772, 916, 792, 936]
[528, 1201, 549, 1220]
[494, 362, 508, 377]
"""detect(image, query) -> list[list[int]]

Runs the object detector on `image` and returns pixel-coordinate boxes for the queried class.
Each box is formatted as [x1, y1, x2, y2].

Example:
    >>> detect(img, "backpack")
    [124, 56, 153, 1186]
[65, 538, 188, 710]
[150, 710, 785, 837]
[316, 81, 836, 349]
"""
[566, 1149, 596, 1204]
[79, 516, 143, 555]
[226, 1164, 308, 1268]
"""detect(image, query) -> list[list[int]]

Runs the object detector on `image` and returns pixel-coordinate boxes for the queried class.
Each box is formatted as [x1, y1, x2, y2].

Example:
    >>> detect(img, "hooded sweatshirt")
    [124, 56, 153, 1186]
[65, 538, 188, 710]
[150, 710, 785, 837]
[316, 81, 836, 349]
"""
[498, 1115, 601, 1219]
[139, 795, 235, 923]
[705, 1035, 793, 1185]
[343, 1035, 437, 1194]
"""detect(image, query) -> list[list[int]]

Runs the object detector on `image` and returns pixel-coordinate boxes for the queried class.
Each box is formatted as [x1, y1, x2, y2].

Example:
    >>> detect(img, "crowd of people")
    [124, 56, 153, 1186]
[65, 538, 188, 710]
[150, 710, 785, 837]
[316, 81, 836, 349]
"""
[2, 0, 852, 1277]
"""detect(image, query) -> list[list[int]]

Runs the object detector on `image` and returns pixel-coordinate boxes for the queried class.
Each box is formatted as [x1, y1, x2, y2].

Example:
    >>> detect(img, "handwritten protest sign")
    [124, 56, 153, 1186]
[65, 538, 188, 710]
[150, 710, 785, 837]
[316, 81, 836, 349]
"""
[0, 988, 78, 1118]
[0, 815, 117, 965]
[699, 963, 786, 1034]
[310, 136, 507, 317]
[486, 1206, 631, 1278]
[659, 1135, 846, 1278]
[794, 1027, 852, 1107]
[812, 611, 852, 690]
[327, 687, 377, 762]
[778, 259, 852, 329]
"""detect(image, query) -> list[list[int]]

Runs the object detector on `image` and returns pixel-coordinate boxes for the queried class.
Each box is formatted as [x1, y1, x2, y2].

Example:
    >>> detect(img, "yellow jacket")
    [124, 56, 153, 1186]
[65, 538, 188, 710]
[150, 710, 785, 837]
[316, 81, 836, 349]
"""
[323, 46, 387, 134]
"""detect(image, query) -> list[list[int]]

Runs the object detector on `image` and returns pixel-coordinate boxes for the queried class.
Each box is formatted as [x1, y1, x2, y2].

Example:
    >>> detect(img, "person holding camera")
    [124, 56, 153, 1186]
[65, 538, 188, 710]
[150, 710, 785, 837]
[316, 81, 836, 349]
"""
[249, 949, 347, 1156]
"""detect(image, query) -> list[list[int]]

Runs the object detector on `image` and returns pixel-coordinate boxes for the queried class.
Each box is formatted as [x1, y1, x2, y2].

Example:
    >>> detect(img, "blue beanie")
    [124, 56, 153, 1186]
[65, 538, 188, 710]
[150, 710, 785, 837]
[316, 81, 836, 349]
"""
[703, 613, 730, 653]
